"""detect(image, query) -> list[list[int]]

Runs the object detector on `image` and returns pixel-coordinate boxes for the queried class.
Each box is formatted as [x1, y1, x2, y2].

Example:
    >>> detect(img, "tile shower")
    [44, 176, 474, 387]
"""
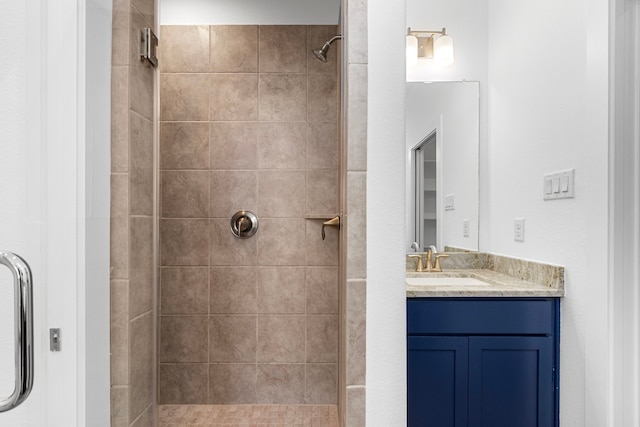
[157, 24, 340, 409]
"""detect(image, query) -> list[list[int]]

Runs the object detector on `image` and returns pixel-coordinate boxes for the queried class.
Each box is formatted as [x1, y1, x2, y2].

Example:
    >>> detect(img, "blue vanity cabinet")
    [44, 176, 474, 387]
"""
[407, 298, 560, 427]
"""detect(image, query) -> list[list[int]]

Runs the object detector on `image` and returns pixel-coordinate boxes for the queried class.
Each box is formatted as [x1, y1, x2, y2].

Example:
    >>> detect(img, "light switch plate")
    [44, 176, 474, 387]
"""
[463, 219, 469, 237]
[444, 194, 455, 211]
[514, 218, 525, 242]
[544, 169, 575, 200]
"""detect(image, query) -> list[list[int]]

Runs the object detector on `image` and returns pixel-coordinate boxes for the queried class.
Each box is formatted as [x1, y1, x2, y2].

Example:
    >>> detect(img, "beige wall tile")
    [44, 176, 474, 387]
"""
[129, 268, 153, 319]
[110, 174, 129, 279]
[209, 315, 257, 362]
[161, 171, 210, 218]
[306, 267, 338, 314]
[306, 315, 338, 363]
[129, 313, 153, 421]
[305, 364, 337, 404]
[305, 220, 339, 266]
[347, 172, 366, 279]
[210, 73, 258, 121]
[210, 267, 257, 314]
[257, 122, 306, 169]
[258, 74, 307, 121]
[208, 364, 257, 404]
[307, 122, 338, 170]
[160, 73, 210, 121]
[160, 316, 209, 363]
[210, 171, 257, 218]
[210, 122, 258, 170]
[130, 216, 153, 269]
[257, 171, 305, 218]
[347, 0, 368, 64]
[210, 25, 258, 73]
[257, 315, 305, 363]
[111, 280, 129, 385]
[307, 25, 339, 74]
[160, 219, 210, 266]
[257, 267, 305, 314]
[158, 364, 208, 404]
[129, 112, 154, 216]
[347, 65, 368, 171]
[308, 73, 338, 122]
[161, 267, 209, 314]
[111, 386, 129, 420]
[257, 218, 306, 266]
[210, 219, 258, 266]
[131, 0, 153, 24]
[111, 66, 129, 172]
[256, 364, 305, 404]
[161, 122, 210, 170]
[160, 26, 209, 73]
[129, 9, 154, 120]
[306, 169, 337, 215]
[259, 26, 307, 73]
[111, 0, 130, 66]
[130, 403, 154, 427]
[346, 386, 366, 427]
[347, 280, 366, 386]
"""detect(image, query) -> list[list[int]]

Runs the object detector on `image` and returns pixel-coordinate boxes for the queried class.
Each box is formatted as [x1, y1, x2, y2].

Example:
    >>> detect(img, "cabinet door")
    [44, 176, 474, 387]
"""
[408, 336, 468, 427]
[468, 336, 554, 427]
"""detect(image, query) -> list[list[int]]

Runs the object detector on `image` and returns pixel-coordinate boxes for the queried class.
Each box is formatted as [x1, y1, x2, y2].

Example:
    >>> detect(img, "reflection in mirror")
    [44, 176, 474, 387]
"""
[406, 81, 479, 253]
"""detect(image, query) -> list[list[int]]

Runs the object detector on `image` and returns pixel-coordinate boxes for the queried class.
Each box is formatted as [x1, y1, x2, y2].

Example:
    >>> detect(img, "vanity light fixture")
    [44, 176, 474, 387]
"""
[406, 27, 455, 66]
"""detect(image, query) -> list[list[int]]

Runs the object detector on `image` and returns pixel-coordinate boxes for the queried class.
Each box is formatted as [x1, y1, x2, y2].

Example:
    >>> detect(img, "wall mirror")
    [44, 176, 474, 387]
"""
[405, 81, 479, 253]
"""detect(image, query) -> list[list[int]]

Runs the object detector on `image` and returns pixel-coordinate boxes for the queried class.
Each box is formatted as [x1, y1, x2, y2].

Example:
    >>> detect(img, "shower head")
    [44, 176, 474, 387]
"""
[312, 35, 342, 62]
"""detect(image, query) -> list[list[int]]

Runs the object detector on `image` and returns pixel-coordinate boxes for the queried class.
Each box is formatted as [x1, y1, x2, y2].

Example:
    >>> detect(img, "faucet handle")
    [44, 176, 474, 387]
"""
[432, 254, 449, 272]
[408, 255, 424, 272]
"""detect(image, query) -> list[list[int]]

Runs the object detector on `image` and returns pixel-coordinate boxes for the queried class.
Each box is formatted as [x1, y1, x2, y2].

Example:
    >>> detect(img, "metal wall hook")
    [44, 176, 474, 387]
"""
[230, 211, 258, 239]
[322, 216, 340, 240]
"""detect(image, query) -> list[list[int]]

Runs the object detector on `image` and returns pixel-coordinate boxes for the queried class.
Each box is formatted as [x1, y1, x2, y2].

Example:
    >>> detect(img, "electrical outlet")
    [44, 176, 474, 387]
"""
[514, 218, 525, 242]
[463, 219, 470, 237]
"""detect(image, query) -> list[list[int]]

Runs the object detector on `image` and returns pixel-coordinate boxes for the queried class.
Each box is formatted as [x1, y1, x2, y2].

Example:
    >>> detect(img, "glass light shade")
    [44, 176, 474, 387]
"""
[434, 34, 454, 66]
[406, 35, 418, 66]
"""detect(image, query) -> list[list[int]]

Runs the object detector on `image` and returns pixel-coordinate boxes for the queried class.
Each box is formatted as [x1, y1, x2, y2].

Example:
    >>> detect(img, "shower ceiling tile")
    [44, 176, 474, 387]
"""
[210, 25, 258, 73]
[159, 26, 209, 73]
[259, 25, 307, 73]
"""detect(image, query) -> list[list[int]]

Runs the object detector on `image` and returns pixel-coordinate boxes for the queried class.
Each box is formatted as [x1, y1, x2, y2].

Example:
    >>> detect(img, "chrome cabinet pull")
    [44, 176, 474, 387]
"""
[0, 252, 34, 413]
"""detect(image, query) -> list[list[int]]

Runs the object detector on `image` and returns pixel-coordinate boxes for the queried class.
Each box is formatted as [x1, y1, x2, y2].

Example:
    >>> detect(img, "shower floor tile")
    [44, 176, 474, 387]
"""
[158, 404, 339, 427]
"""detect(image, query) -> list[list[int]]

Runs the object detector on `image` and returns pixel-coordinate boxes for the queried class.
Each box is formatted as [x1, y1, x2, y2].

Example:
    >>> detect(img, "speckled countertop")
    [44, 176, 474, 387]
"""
[406, 253, 565, 298]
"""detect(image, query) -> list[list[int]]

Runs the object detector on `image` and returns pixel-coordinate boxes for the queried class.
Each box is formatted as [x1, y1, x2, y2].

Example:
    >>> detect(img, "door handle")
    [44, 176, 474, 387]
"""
[0, 252, 34, 413]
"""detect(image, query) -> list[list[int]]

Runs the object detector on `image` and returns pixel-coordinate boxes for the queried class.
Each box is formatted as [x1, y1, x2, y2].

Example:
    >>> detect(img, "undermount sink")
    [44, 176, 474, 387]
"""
[406, 276, 492, 287]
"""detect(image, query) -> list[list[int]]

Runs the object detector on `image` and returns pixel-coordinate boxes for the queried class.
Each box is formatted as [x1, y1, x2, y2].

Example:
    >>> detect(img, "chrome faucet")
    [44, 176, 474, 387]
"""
[410, 242, 420, 252]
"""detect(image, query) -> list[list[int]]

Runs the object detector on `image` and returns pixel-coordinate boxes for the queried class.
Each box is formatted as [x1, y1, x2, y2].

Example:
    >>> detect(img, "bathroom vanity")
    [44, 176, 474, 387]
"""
[406, 253, 563, 427]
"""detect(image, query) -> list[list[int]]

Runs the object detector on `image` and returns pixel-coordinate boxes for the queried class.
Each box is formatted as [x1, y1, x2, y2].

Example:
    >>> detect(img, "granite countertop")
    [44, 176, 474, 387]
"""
[406, 253, 565, 298]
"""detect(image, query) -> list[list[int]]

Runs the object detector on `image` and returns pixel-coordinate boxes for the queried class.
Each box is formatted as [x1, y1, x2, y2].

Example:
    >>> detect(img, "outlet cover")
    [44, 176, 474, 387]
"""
[463, 219, 470, 237]
[514, 218, 525, 242]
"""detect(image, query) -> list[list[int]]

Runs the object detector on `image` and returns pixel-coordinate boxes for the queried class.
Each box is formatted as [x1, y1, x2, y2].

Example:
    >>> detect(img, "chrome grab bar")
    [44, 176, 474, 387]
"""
[0, 252, 34, 413]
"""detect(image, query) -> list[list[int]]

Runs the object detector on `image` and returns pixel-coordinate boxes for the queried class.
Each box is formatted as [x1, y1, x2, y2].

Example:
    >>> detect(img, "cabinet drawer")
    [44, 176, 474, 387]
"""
[407, 298, 556, 335]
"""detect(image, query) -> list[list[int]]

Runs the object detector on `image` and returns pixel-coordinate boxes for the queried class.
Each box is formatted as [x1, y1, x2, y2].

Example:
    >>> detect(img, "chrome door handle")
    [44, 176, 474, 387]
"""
[0, 252, 34, 413]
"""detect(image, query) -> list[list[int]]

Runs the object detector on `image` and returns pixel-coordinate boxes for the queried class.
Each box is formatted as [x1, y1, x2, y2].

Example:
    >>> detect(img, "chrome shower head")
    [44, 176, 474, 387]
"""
[312, 35, 342, 62]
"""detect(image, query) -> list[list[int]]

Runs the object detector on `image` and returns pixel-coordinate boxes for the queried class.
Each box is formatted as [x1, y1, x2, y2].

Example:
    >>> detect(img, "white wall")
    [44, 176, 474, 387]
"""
[160, 0, 340, 24]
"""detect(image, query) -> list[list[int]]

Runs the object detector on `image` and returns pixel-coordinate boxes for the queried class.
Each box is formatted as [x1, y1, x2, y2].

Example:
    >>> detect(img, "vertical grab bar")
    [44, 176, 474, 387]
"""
[0, 252, 34, 413]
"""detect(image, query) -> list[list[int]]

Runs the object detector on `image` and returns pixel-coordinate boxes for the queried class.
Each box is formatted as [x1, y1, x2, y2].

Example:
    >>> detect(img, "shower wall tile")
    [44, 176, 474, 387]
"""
[111, 386, 129, 420]
[347, 172, 366, 279]
[210, 122, 258, 170]
[111, 66, 129, 172]
[347, 0, 368, 65]
[346, 386, 366, 427]
[257, 218, 306, 266]
[129, 268, 153, 319]
[160, 316, 209, 363]
[258, 74, 307, 121]
[160, 26, 209, 73]
[306, 169, 338, 215]
[129, 8, 154, 120]
[259, 26, 307, 73]
[131, 0, 154, 25]
[160, 219, 210, 266]
[161, 171, 210, 218]
[209, 218, 257, 266]
[210, 171, 258, 218]
[130, 405, 154, 427]
[161, 122, 210, 170]
[307, 315, 339, 363]
[346, 280, 366, 386]
[307, 25, 339, 74]
[158, 364, 208, 404]
[308, 73, 338, 122]
[257, 267, 305, 314]
[257, 315, 305, 362]
[130, 216, 153, 269]
[161, 267, 209, 314]
[307, 122, 338, 170]
[129, 313, 153, 421]
[111, 0, 130, 66]
[306, 267, 338, 314]
[305, 220, 339, 266]
[306, 364, 338, 404]
[210, 25, 258, 73]
[129, 112, 154, 215]
[111, 279, 129, 385]
[161, 73, 210, 121]
[209, 315, 257, 362]
[210, 267, 258, 314]
[257, 122, 306, 169]
[257, 170, 305, 217]
[208, 364, 258, 404]
[210, 74, 258, 121]
[110, 174, 129, 279]
[347, 65, 368, 171]
[256, 364, 305, 404]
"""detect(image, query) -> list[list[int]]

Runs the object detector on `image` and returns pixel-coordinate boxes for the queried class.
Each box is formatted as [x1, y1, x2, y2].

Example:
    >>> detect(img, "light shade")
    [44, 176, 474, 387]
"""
[434, 34, 454, 66]
[406, 35, 418, 66]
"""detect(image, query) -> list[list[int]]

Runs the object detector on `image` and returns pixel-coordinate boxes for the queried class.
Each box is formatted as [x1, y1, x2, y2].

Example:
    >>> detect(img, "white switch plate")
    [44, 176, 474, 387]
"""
[514, 218, 525, 242]
[463, 219, 469, 237]
[444, 194, 455, 211]
[544, 169, 575, 200]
